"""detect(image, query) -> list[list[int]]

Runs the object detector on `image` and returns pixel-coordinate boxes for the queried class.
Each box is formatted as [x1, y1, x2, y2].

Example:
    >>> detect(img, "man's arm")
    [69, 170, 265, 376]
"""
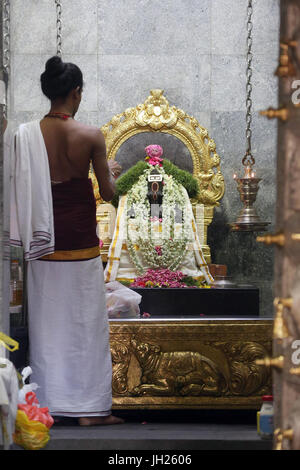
[91, 130, 115, 202]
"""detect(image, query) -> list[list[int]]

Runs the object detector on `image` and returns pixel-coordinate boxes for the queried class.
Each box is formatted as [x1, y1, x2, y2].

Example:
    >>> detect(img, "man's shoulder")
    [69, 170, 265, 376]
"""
[72, 121, 105, 143]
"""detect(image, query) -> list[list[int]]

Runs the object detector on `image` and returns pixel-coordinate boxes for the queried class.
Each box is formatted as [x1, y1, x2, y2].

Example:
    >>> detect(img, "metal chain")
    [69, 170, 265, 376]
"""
[55, 0, 62, 57]
[3, 0, 10, 119]
[3, 0, 10, 76]
[242, 0, 255, 168]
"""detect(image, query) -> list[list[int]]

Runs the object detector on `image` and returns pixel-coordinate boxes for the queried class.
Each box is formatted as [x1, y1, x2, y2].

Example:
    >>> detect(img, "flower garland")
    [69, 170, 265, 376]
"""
[131, 268, 206, 288]
[125, 145, 193, 275]
[110, 153, 199, 208]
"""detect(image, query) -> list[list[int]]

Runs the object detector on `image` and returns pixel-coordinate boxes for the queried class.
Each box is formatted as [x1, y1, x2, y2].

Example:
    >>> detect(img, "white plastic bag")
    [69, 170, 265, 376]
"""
[18, 367, 39, 404]
[0, 358, 19, 449]
[13, 367, 54, 450]
[105, 281, 141, 318]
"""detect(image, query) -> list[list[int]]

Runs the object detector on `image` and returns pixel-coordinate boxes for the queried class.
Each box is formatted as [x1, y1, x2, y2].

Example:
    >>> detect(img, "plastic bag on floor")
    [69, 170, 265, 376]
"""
[13, 367, 54, 450]
[18, 367, 39, 404]
[0, 358, 19, 449]
[105, 281, 141, 318]
[13, 391, 54, 450]
[13, 408, 51, 451]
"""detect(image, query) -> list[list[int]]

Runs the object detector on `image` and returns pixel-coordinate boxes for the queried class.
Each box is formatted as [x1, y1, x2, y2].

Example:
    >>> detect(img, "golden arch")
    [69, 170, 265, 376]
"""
[91, 89, 225, 263]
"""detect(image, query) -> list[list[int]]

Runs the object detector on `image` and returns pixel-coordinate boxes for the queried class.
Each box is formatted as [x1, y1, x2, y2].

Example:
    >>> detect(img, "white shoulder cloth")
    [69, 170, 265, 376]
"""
[8, 120, 55, 260]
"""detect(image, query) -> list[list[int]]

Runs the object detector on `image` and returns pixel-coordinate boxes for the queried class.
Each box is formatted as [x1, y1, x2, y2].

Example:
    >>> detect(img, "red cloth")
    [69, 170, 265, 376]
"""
[51, 178, 99, 251]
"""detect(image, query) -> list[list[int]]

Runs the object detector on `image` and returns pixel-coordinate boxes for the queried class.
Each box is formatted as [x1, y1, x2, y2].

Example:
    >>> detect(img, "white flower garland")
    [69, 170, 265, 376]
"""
[126, 164, 193, 274]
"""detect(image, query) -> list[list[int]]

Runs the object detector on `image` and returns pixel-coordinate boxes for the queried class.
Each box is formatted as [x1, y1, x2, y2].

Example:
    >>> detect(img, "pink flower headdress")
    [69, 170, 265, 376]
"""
[145, 145, 163, 167]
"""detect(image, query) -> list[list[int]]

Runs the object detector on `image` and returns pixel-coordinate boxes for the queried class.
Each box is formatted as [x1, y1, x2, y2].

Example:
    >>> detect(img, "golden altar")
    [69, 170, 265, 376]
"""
[95, 90, 272, 410]
[110, 318, 273, 410]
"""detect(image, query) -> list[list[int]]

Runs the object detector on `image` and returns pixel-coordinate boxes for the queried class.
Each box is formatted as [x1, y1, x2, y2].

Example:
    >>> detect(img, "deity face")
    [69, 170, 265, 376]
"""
[147, 168, 163, 219]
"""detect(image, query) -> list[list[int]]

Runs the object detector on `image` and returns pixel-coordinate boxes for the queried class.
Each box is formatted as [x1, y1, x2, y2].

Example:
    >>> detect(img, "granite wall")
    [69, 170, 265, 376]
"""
[8, 0, 280, 316]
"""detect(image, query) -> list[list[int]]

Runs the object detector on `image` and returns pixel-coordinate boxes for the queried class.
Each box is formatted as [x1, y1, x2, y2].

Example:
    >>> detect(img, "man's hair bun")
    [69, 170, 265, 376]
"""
[44, 56, 66, 78]
[40, 55, 83, 101]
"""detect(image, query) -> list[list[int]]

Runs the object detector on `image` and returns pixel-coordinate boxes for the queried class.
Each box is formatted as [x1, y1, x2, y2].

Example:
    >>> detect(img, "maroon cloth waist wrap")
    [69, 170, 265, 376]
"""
[51, 178, 99, 251]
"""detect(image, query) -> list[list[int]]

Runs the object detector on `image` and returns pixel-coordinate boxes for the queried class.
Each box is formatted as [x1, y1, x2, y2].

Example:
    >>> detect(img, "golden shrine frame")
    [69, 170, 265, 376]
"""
[91, 89, 225, 263]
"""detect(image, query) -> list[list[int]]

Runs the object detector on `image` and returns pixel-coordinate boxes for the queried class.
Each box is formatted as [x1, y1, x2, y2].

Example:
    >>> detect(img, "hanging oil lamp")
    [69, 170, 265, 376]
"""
[230, 159, 269, 232]
[230, 0, 269, 232]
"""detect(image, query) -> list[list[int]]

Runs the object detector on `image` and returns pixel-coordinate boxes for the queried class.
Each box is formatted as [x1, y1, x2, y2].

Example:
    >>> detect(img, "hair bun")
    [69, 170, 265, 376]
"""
[41, 57, 83, 101]
[45, 56, 66, 78]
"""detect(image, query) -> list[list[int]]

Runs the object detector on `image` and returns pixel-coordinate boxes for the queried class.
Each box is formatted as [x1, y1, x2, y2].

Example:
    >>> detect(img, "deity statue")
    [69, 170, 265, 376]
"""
[104, 145, 213, 285]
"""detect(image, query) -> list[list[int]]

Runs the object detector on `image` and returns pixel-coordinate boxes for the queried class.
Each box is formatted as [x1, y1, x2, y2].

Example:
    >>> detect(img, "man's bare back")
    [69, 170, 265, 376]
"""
[40, 118, 121, 201]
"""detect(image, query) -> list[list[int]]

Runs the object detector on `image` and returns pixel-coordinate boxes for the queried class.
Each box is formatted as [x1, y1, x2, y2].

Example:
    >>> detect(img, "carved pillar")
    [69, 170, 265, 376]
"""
[0, 2, 8, 336]
[273, 0, 300, 451]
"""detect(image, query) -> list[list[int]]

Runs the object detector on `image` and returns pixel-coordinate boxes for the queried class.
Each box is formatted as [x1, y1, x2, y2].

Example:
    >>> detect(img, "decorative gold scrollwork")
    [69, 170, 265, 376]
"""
[135, 89, 178, 130]
[97, 89, 224, 206]
[222, 342, 271, 396]
[111, 342, 131, 395]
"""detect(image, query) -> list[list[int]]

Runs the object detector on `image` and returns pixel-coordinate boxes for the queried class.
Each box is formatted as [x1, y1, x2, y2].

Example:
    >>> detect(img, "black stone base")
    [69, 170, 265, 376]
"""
[131, 287, 259, 317]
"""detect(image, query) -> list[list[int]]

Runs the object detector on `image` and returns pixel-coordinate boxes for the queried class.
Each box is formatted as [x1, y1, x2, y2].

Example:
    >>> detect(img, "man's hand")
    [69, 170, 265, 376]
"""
[108, 160, 122, 179]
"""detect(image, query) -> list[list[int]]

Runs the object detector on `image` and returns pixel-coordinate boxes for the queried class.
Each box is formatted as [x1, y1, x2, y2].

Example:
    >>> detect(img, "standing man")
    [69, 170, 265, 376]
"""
[10, 56, 123, 426]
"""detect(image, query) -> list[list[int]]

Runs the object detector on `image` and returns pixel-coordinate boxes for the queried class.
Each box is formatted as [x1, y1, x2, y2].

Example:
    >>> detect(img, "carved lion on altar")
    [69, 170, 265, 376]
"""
[130, 339, 227, 397]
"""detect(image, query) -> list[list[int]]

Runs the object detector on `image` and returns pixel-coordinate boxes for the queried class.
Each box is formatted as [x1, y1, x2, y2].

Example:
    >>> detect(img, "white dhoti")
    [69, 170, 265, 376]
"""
[8, 120, 112, 417]
[27, 257, 112, 417]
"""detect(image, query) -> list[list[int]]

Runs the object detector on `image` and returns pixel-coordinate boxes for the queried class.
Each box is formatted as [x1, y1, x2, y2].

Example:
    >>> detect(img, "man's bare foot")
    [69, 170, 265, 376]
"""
[78, 415, 125, 426]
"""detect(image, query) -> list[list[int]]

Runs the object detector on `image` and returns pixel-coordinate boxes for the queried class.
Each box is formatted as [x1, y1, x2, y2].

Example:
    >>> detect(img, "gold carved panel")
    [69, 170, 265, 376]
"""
[109, 319, 273, 409]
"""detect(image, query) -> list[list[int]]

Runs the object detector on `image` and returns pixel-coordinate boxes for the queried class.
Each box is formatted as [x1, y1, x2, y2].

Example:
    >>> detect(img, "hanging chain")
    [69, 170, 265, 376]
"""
[2, 0, 10, 119]
[3, 0, 10, 77]
[55, 0, 62, 57]
[242, 0, 255, 168]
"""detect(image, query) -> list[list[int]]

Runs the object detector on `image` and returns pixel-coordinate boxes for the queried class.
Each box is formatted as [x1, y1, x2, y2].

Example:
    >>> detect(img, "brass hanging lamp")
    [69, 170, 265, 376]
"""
[230, 0, 270, 232]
